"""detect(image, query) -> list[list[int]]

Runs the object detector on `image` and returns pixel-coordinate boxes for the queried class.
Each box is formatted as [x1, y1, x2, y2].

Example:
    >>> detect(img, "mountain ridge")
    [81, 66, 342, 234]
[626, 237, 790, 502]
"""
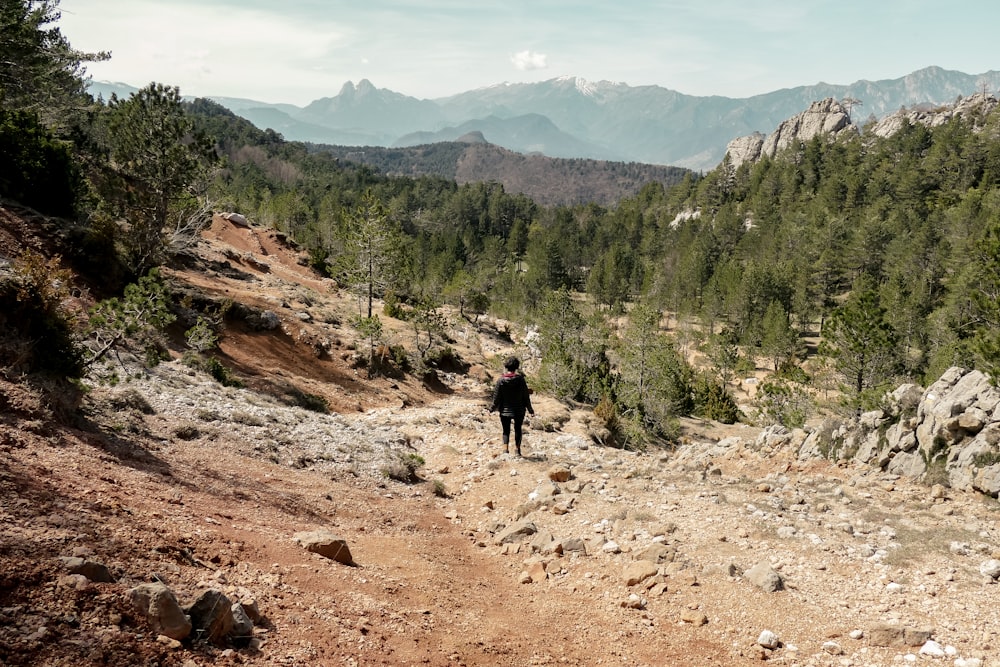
[89, 66, 1000, 170]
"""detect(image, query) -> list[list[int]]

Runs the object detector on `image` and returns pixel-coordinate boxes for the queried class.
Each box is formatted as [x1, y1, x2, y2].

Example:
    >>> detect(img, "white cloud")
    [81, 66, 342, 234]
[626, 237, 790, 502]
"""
[510, 50, 548, 72]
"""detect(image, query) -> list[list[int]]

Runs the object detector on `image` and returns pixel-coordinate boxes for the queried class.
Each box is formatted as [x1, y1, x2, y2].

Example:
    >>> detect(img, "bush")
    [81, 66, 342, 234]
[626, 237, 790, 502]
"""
[692, 374, 741, 424]
[752, 379, 811, 428]
[0, 251, 83, 377]
[181, 351, 243, 387]
[287, 388, 329, 413]
[0, 109, 78, 217]
[381, 451, 425, 483]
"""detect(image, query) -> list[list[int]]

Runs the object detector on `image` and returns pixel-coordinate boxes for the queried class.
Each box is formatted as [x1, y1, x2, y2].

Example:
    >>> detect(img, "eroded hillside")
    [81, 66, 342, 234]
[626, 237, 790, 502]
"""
[1, 208, 998, 667]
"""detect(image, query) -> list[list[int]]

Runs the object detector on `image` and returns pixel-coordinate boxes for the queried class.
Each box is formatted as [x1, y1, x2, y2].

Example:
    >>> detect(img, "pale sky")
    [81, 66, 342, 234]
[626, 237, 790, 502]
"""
[59, 0, 1000, 106]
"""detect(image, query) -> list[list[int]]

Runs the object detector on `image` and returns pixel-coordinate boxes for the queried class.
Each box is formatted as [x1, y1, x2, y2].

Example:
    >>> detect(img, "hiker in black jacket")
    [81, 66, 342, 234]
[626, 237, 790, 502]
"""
[489, 356, 535, 457]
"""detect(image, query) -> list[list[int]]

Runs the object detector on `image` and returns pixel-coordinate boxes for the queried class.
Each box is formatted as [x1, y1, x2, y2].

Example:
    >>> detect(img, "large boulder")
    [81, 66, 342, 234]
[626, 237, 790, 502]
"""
[186, 589, 234, 644]
[127, 583, 191, 641]
[916, 369, 997, 459]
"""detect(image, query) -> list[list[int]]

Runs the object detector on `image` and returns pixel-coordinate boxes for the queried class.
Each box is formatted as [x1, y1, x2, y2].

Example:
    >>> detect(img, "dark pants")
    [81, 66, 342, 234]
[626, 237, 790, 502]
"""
[500, 413, 525, 450]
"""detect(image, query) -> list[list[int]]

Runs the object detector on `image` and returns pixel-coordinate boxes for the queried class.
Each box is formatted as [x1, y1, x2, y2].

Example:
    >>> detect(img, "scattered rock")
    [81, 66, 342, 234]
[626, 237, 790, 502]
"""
[58, 557, 114, 583]
[868, 624, 934, 647]
[744, 561, 783, 592]
[919, 640, 947, 657]
[522, 560, 547, 583]
[293, 530, 355, 565]
[633, 543, 675, 564]
[621, 593, 646, 609]
[495, 520, 538, 545]
[822, 641, 843, 655]
[757, 629, 780, 649]
[680, 609, 708, 626]
[186, 589, 235, 644]
[560, 538, 587, 555]
[547, 465, 572, 482]
[127, 583, 191, 641]
[230, 603, 255, 644]
[979, 559, 1000, 579]
[623, 560, 658, 587]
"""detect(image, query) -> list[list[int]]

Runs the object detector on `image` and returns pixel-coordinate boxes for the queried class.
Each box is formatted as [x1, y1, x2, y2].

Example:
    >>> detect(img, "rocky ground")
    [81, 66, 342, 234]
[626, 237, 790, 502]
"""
[2, 210, 999, 666]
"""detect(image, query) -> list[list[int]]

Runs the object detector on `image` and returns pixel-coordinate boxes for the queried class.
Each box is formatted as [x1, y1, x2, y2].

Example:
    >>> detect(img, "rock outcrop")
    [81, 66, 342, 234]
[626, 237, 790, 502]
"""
[725, 99, 856, 169]
[869, 92, 999, 138]
[798, 367, 1000, 496]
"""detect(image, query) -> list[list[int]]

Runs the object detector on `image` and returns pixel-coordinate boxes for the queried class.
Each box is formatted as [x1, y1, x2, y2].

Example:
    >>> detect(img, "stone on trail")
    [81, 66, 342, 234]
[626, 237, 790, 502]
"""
[680, 609, 708, 626]
[757, 629, 780, 649]
[623, 560, 659, 587]
[744, 561, 784, 592]
[495, 520, 537, 545]
[186, 588, 235, 644]
[293, 530, 355, 565]
[58, 556, 114, 583]
[547, 465, 572, 482]
[127, 583, 192, 641]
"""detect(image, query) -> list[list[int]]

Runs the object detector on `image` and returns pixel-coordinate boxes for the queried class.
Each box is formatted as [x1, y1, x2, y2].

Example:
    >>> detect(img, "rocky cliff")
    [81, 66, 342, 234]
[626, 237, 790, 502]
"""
[724, 98, 856, 169]
[751, 367, 1000, 497]
[869, 92, 1000, 137]
[726, 93, 1000, 169]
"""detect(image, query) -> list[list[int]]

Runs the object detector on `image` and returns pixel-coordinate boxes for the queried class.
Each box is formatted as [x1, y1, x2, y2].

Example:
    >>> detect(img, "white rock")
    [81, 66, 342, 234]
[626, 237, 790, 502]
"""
[849, 629, 864, 640]
[821, 640, 843, 655]
[950, 541, 971, 555]
[918, 640, 945, 657]
[602, 541, 621, 554]
[955, 658, 983, 667]
[757, 629, 780, 649]
[978, 559, 1000, 579]
[885, 582, 904, 593]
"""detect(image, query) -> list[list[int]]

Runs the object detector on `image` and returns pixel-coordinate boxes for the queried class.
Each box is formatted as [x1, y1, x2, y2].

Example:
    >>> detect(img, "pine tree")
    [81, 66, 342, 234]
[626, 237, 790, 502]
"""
[820, 276, 900, 400]
[0, 0, 108, 128]
[98, 83, 215, 276]
[332, 189, 403, 318]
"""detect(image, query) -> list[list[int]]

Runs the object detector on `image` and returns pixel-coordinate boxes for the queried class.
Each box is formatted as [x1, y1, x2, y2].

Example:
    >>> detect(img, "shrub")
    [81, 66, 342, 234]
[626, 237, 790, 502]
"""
[181, 351, 243, 387]
[184, 315, 219, 352]
[692, 374, 741, 424]
[381, 451, 425, 483]
[287, 388, 329, 413]
[752, 379, 812, 428]
[0, 251, 83, 377]
[85, 269, 176, 368]
[0, 109, 78, 217]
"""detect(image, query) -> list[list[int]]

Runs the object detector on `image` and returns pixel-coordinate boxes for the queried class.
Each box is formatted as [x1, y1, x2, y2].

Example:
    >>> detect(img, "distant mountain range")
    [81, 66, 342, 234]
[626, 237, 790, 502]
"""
[90, 67, 1000, 171]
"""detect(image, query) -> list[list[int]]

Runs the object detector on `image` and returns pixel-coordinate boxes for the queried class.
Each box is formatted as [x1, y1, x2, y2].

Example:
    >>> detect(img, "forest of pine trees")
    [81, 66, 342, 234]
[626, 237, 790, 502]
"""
[5, 0, 1000, 448]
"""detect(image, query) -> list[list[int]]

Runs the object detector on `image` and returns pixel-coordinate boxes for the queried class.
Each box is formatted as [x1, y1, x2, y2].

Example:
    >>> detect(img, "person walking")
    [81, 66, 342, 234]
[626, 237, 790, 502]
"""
[489, 356, 535, 457]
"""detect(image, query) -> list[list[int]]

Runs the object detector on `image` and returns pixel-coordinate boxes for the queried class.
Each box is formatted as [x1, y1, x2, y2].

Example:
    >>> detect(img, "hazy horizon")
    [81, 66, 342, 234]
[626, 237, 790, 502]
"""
[59, 1, 1000, 107]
